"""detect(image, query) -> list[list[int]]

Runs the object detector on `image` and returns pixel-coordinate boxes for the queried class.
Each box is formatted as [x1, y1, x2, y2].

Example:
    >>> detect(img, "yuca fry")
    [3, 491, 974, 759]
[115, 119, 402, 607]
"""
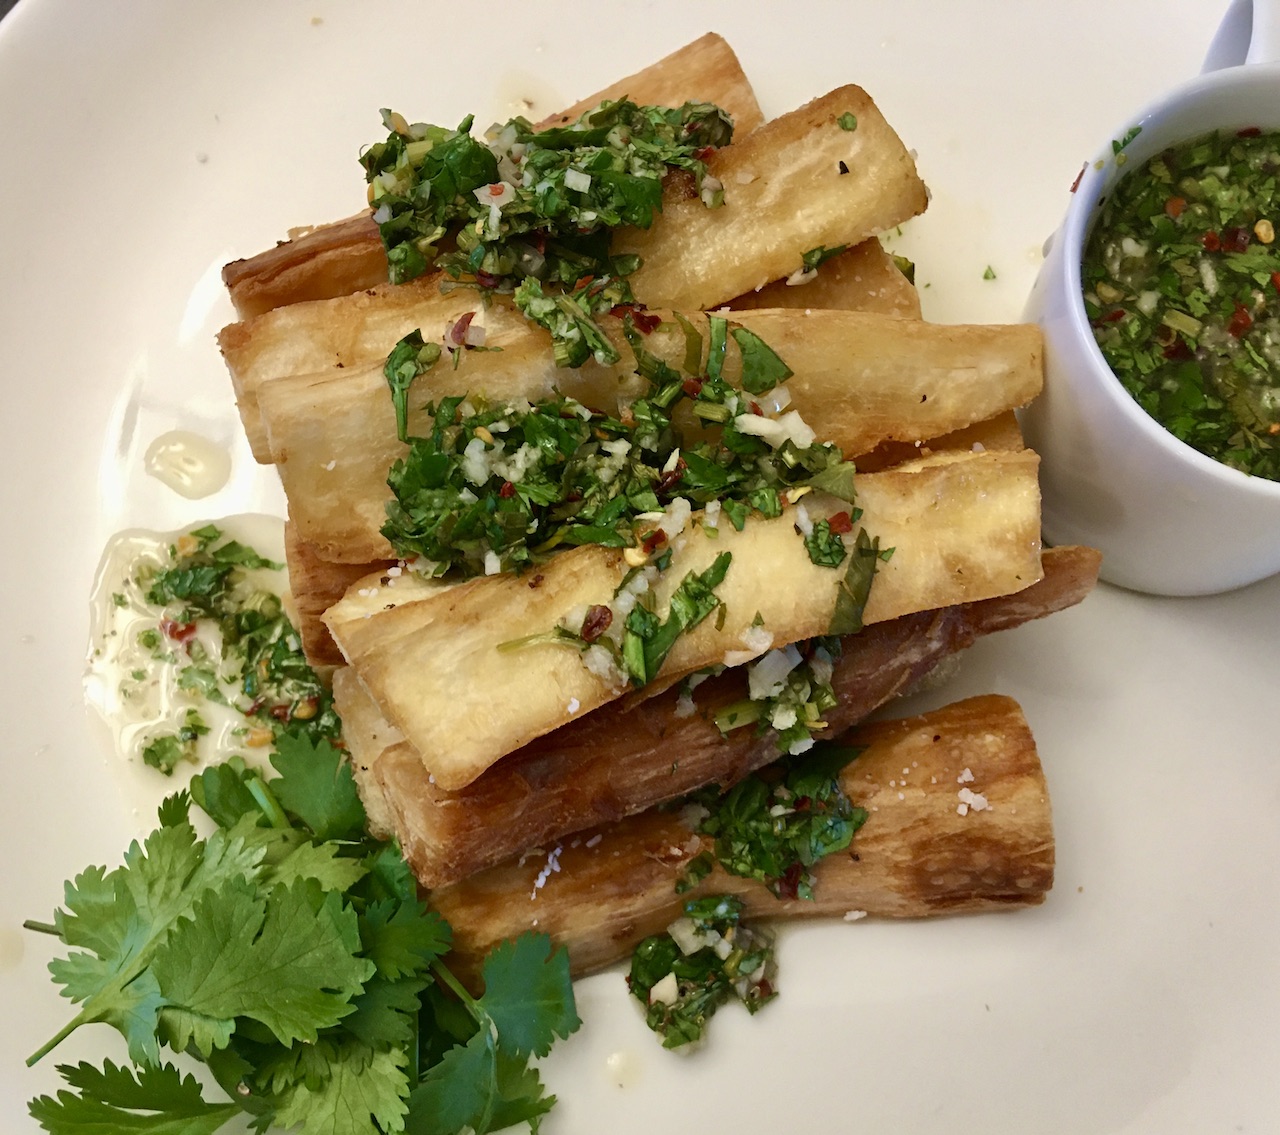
[534, 32, 765, 135]
[727, 239, 921, 318]
[261, 309, 1043, 563]
[338, 546, 1098, 888]
[621, 86, 927, 310]
[221, 33, 764, 320]
[855, 408, 1025, 474]
[289, 409, 1023, 669]
[222, 83, 927, 460]
[324, 449, 1043, 791]
[221, 236, 919, 462]
[284, 521, 394, 668]
[430, 694, 1054, 982]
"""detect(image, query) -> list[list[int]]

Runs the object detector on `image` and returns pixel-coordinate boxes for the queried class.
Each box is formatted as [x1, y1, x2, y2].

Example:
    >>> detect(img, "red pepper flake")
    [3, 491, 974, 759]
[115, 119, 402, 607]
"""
[527, 573, 545, 590]
[1228, 304, 1254, 338]
[1238, 126, 1263, 137]
[573, 274, 595, 291]
[160, 618, 197, 644]
[610, 304, 662, 334]
[1221, 226, 1251, 253]
[793, 795, 812, 813]
[656, 458, 687, 493]
[1271, 271, 1280, 292]
[448, 310, 476, 346]
[498, 480, 516, 499]
[827, 511, 853, 535]
[1162, 337, 1193, 361]
[641, 528, 668, 555]
[776, 862, 804, 900]
[1165, 196, 1186, 218]
[749, 401, 764, 416]
[475, 270, 501, 289]
[1202, 230, 1221, 252]
[1069, 162, 1087, 194]
[1097, 308, 1127, 324]
[269, 704, 291, 722]
[693, 145, 717, 162]
[682, 375, 704, 397]
[580, 604, 613, 643]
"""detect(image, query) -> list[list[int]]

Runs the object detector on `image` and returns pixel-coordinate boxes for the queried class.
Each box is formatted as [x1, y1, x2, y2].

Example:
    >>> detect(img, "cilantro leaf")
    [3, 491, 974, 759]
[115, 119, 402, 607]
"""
[272, 1041, 411, 1135]
[29, 1060, 240, 1135]
[405, 1030, 494, 1135]
[343, 975, 429, 1048]
[270, 732, 367, 842]
[32, 819, 263, 1066]
[359, 897, 451, 980]
[153, 879, 374, 1057]
[477, 932, 581, 1059]
[621, 552, 732, 686]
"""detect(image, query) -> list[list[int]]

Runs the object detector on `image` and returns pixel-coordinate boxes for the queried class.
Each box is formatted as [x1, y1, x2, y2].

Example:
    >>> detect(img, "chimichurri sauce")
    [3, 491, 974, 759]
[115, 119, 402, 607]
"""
[1083, 128, 1280, 481]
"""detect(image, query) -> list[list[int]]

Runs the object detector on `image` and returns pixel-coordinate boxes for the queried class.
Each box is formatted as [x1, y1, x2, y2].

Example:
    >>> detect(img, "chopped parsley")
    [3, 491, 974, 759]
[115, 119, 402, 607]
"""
[382, 315, 857, 578]
[1084, 127, 1280, 480]
[627, 738, 868, 1048]
[26, 735, 580, 1135]
[837, 112, 858, 131]
[123, 525, 339, 772]
[627, 895, 775, 1049]
[619, 552, 732, 686]
[361, 99, 733, 364]
[688, 740, 867, 900]
[800, 244, 848, 274]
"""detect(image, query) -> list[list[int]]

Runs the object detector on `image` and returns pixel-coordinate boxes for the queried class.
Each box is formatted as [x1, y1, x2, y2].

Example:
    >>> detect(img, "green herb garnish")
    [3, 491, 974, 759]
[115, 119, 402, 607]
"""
[361, 99, 733, 364]
[382, 322, 856, 578]
[713, 637, 841, 755]
[1084, 127, 1280, 480]
[620, 552, 732, 686]
[799, 244, 848, 274]
[129, 526, 339, 763]
[688, 740, 868, 900]
[26, 734, 580, 1135]
[627, 895, 775, 1049]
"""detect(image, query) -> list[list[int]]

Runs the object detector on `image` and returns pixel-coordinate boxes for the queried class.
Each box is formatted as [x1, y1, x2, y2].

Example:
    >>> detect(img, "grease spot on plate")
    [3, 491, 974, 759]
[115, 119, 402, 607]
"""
[144, 430, 231, 499]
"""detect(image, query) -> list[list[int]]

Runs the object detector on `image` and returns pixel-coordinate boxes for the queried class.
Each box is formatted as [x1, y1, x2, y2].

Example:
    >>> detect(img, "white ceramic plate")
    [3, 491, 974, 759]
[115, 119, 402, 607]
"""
[3, 2, 1277, 1132]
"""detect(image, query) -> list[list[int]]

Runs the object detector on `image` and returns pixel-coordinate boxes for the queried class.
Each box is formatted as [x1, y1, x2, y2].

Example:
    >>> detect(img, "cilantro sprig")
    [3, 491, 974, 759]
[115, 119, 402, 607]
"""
[26, 734, 580, 1135]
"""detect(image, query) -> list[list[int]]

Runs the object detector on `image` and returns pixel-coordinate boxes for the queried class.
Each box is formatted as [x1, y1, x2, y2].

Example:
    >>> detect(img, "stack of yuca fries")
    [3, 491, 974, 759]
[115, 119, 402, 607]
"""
[217, 33, 1099, 974]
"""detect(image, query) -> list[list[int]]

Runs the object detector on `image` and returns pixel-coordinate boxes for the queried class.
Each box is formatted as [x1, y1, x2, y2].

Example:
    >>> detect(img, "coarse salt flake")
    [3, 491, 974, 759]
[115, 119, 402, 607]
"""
[958, 787, 989, 812]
